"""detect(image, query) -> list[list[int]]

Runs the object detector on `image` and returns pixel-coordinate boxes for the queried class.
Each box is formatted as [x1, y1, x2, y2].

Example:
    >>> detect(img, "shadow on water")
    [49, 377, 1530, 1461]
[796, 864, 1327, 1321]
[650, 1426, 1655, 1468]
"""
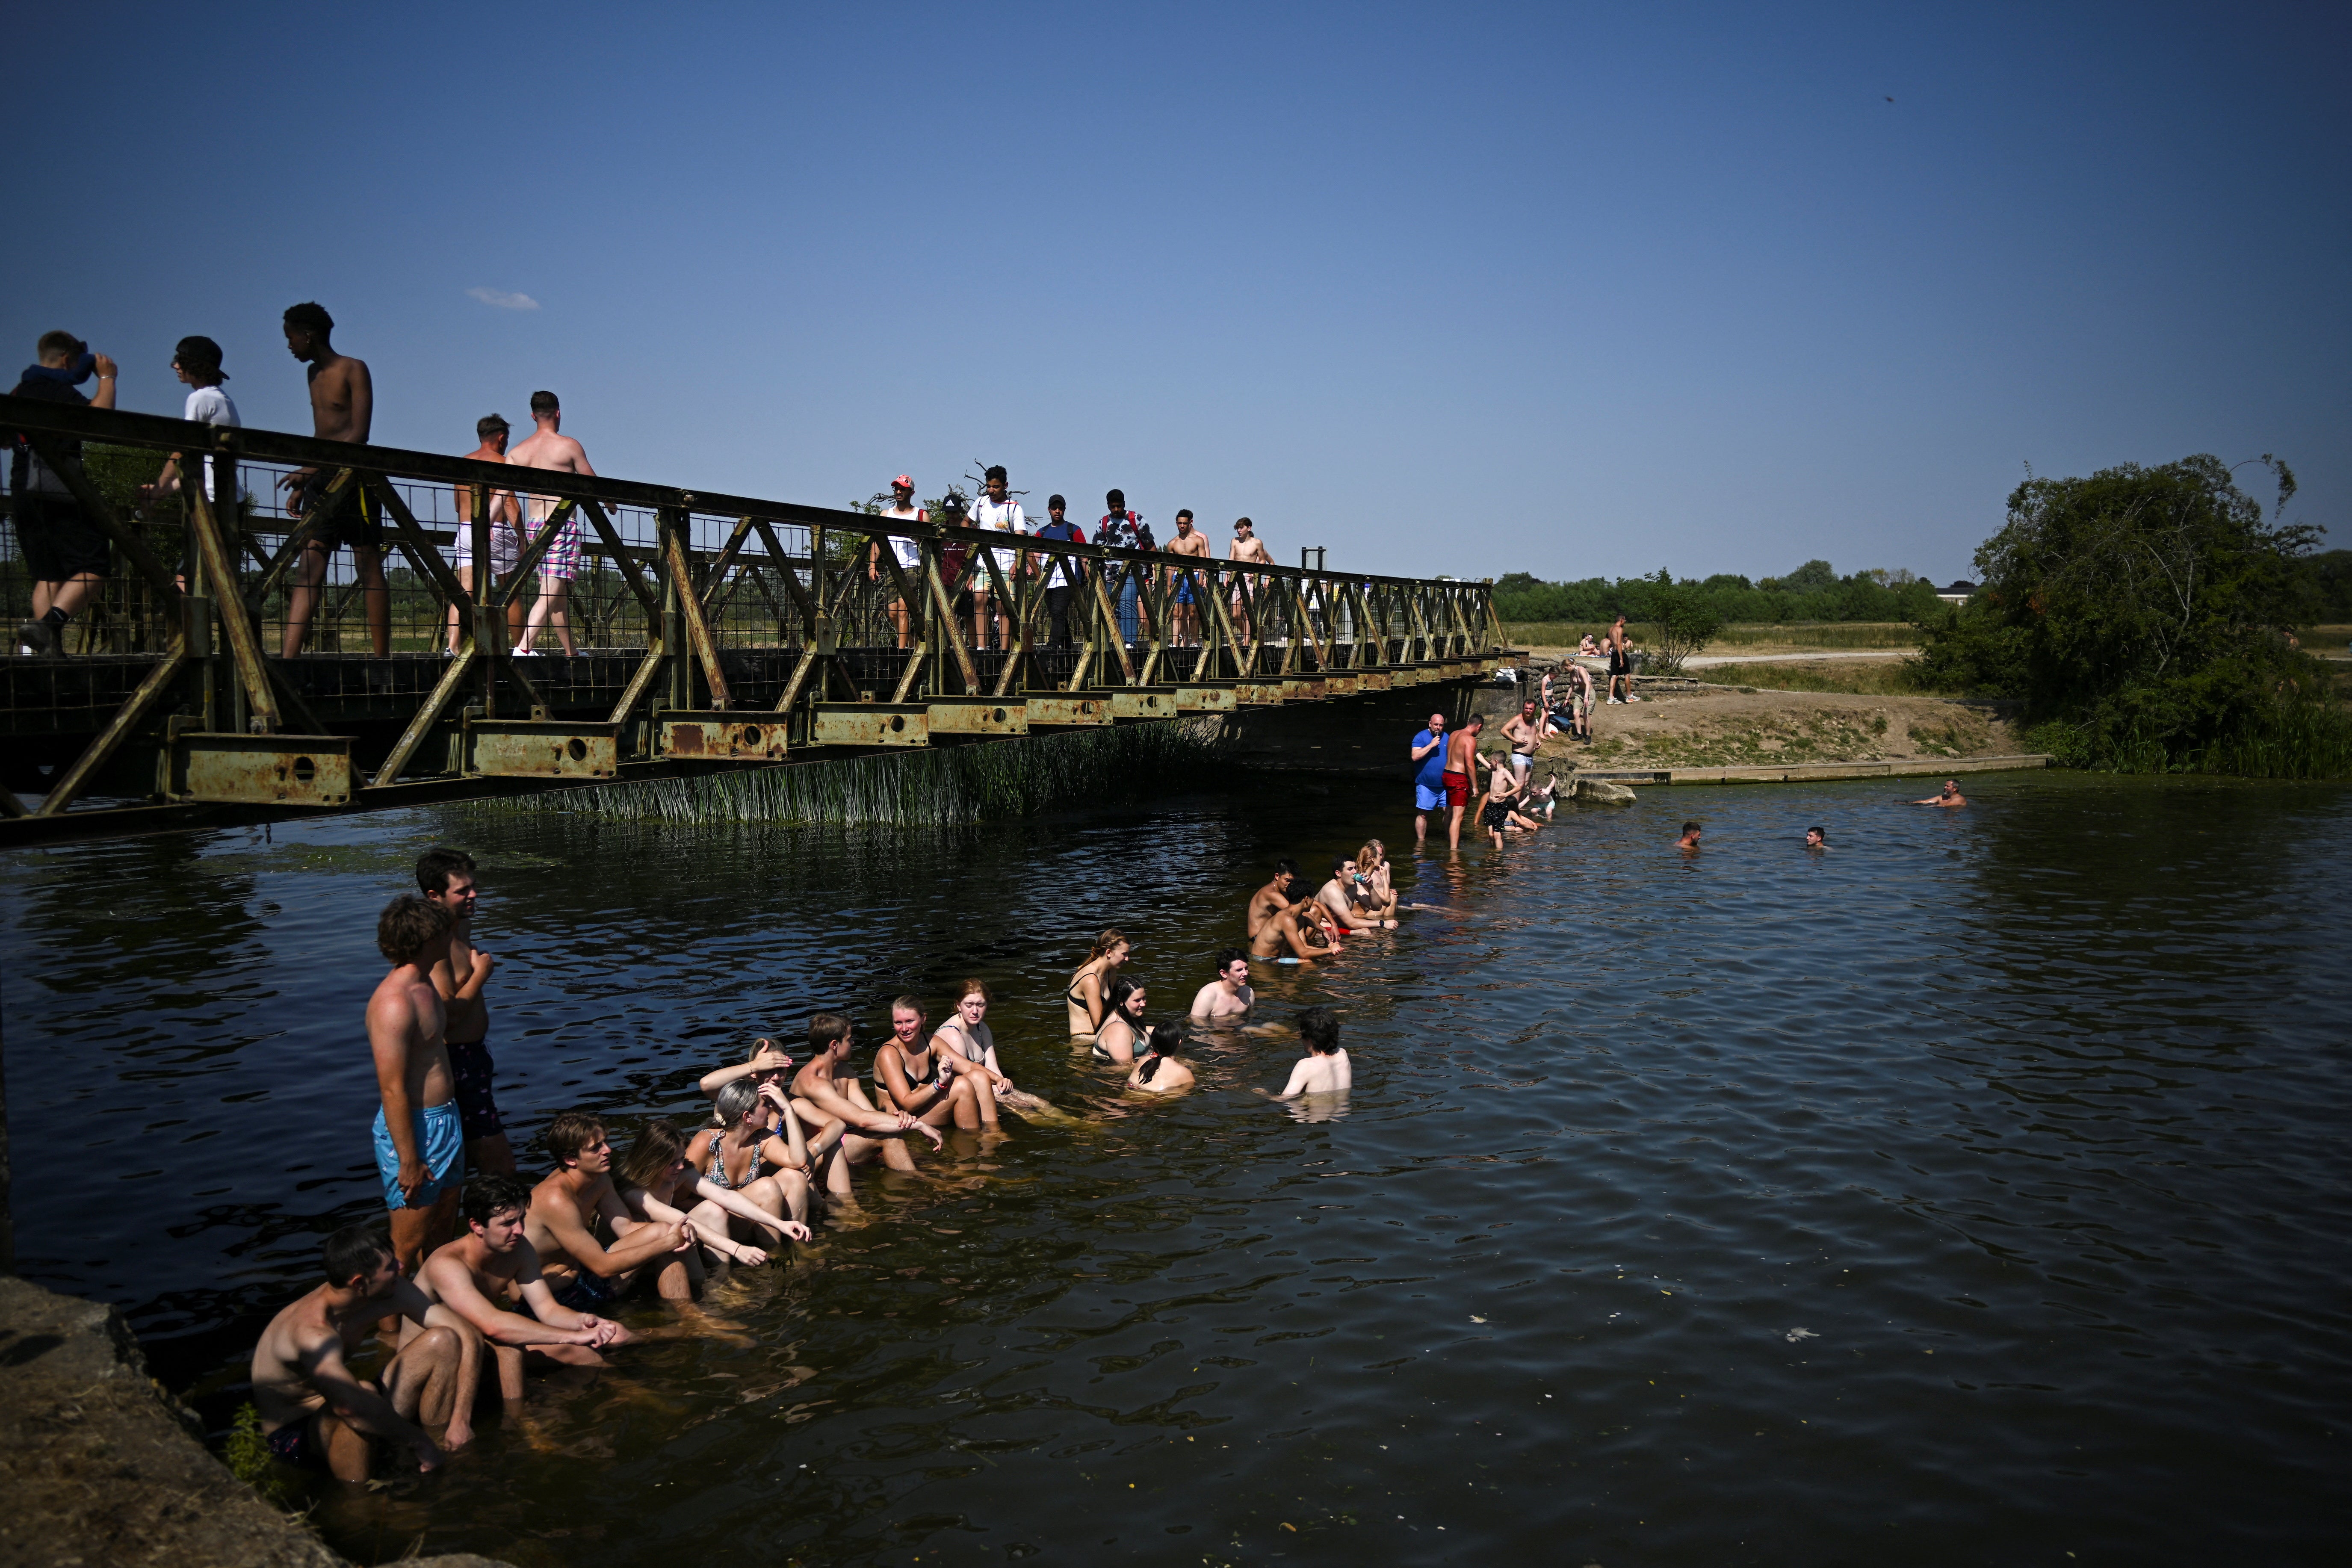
[3, 771, 2350, 1564]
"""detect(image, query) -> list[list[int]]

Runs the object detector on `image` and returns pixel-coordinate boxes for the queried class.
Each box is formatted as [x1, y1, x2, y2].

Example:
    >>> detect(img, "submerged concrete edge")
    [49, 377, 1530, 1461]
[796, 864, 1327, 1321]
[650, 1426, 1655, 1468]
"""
[0, 1274, 513, 1568]
[1576, 753, 2055, 786]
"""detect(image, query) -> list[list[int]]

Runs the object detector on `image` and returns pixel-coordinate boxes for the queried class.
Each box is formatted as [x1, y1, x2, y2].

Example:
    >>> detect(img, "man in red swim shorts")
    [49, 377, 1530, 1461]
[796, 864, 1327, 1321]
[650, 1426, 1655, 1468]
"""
[1442, 713, 1483, 850]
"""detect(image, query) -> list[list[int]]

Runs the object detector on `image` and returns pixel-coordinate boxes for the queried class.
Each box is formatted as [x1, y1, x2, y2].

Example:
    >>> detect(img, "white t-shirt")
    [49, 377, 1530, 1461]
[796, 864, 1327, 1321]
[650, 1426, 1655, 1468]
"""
[183, 385, 241, 503]
[970, 496, 1025, 574]
[879, 504, 926, 570]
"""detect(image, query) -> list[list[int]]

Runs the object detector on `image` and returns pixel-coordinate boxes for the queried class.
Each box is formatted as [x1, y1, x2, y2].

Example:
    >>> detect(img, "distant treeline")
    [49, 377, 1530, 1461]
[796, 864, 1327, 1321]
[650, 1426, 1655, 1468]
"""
[1494, 560, 1945, 625]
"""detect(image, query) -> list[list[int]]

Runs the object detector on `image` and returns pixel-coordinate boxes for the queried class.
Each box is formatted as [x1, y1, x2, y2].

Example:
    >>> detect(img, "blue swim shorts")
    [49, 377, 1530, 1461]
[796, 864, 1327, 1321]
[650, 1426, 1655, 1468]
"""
[1415, 782, 1448, 811]
[372, 1101, 464, 1211]
[1174, 576, 1197, 605]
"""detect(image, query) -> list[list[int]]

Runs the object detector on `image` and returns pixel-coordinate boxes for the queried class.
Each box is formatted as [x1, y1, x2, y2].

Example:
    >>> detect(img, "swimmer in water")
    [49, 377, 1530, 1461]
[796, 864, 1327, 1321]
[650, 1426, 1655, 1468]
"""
[874, 994, 992, 1132]
[1354, 841, 1399, 921]
[1805, 825, 1829, 849]
[1914, 779, 1968, 808]
[1250, 896, 1338, 963]
[1126, 1027, 1195, 1095]
[1247, 859, 1303, 945]
[789, 1013, 944, 1195]
[1189, 947, 1254, 1021]
[1067, 928, 1131, 1039]
[1269, 1006, 1350, 1097]
[1677, 820, 1703, 850]
[1092, 974, 1152, 1064]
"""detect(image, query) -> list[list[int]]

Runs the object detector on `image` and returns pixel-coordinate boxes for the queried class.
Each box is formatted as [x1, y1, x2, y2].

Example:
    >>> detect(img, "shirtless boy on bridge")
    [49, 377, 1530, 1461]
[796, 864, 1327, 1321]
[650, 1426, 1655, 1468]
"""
[418, 1174, 629, 1407]
[509, 390, 605, 656]
[1167, 510, 1212, 647]
[789, 1012, 945, 1196]
[279, 301, 386, 658]
[1229, 517, 1272, 641]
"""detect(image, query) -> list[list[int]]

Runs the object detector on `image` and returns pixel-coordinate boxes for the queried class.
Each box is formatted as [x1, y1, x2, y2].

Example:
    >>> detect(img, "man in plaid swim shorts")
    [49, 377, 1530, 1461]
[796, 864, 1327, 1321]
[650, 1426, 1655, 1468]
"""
[511, 390, 605, 656]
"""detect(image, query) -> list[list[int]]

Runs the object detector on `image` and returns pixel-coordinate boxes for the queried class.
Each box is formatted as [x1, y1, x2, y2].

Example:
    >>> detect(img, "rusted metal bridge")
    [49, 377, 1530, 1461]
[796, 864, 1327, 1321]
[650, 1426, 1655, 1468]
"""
[0, 397, 1507, 846]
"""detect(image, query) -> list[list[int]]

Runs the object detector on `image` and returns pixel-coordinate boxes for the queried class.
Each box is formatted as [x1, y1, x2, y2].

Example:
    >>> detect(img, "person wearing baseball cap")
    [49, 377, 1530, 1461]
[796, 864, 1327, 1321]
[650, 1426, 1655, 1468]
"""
[866, 475, 928, 650]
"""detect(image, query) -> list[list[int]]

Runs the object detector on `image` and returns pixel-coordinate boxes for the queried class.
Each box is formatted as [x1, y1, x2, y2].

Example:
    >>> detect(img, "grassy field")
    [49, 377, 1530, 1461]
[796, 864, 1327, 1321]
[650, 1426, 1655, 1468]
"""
[1504, 621, 1923, 653]
[1689, 658, 1921, 696]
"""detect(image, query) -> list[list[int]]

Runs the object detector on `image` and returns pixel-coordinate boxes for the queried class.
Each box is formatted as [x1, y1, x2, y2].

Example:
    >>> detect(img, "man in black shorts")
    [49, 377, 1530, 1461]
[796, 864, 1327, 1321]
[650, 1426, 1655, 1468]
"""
[9, 331, 119, 657]
[278, 301, 388, 656]
[420, 848, 510, 1175]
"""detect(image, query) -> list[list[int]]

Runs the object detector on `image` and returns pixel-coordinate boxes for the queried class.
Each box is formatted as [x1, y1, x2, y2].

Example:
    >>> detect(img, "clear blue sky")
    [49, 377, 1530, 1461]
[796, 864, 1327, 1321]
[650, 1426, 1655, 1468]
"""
[11, 2, 2346, 584]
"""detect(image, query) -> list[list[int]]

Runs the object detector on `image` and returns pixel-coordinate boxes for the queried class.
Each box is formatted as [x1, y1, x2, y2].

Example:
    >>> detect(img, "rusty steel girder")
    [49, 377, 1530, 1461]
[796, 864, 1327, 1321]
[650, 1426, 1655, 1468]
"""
[170, 733, 354, 806]
[1024, 694, 1113, 727]
[811, 703, 929, 748]
[466, 719, 621, 779]
[659, 713, 790, 762]
[926, 697, 1028, 736]
[1173, 682, 1240, 713]
[1110, 687, 1180, 720]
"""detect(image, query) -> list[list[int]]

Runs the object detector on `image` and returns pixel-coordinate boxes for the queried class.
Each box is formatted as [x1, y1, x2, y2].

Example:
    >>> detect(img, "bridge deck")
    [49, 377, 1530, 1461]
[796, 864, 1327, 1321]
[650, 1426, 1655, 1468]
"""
[0, 397, 1506, 845]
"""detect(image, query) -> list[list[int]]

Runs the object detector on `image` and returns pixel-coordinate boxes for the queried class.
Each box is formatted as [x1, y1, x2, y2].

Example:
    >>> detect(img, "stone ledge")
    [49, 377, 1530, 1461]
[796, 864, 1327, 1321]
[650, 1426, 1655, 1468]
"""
[0, 1274, 511, 1568]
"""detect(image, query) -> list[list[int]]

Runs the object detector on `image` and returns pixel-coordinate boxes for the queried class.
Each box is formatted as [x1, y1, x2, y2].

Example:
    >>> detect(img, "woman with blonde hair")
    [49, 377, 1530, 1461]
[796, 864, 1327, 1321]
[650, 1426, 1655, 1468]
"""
[1067, 928, 1132, 1038]
[1354, 840, 1399, 922]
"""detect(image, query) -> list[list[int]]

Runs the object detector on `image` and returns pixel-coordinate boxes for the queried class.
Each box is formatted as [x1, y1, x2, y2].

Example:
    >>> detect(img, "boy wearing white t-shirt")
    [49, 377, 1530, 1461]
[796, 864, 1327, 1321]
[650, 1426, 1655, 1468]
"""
[141, 336, 242, 593]
[968, 464, 1025, 651]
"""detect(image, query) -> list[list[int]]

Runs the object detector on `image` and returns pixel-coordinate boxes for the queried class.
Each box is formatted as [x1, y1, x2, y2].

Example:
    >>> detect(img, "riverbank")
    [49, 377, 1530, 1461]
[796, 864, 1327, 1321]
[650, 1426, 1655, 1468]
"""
[0, 1274, 509, 1568]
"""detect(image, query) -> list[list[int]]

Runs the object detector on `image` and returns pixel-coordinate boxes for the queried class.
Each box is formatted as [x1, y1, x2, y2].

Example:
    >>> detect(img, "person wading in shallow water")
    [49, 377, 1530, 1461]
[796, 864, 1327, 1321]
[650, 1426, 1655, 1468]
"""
[524, 1111, 694, 1314]
[419, 849, 509, 1177]
[416, 1175, 629, 1409]
[1914, 779, 1968, 808]
[368, 895, 464, 1278]
[1190, 948, 1255, 1021]
[789, 1012, 944, 1195]
[1443, 714, 1484, 850]
[249, 1224, 478, 1482]
[1067, 928, 1132, 1039]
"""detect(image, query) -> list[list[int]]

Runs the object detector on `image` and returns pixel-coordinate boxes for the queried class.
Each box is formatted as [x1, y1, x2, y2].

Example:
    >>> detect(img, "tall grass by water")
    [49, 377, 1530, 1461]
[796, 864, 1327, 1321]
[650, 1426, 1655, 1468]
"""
[2025, 703, 2352, 782]
[476, 717, 1238, 826]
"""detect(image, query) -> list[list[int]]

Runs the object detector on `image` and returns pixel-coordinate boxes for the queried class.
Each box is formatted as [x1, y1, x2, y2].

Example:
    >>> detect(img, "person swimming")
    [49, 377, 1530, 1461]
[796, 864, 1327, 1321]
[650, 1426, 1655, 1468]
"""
[1092, 973, 1152, 1064]
[1067, 928, 1131, 1038]
[1125, 1026, 1195, 1096]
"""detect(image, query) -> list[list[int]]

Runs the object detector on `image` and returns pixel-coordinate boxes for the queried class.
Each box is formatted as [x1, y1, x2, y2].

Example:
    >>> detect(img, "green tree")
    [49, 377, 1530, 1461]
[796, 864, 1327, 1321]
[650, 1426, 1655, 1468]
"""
[1631, 567, 1724, 674]
[1912, 453, 2344, 773]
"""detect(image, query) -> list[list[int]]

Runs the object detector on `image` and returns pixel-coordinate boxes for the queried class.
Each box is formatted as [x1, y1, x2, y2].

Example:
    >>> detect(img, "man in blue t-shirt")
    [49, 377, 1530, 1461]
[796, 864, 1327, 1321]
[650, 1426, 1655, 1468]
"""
[1410, 712, 1450, 844]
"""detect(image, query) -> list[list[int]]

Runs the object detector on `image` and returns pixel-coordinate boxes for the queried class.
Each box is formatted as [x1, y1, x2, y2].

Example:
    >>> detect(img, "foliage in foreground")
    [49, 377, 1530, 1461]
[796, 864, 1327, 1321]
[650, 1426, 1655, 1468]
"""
[1909, 453, 2350, 778]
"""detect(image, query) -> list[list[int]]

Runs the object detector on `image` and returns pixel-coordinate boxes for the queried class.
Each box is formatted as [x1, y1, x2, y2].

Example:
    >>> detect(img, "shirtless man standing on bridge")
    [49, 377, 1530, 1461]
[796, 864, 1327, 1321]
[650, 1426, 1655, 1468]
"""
[1167, 510, 1212, 647]
[1228, 517, 1272, 644]
[1442, 713, 1484, 850]
[446, 415, 524, 652]
[790, 1013, 944, 1196]
[369, 896, 464, 1276]
[279, 301, 386, 658]
[511, 391, 603, 656]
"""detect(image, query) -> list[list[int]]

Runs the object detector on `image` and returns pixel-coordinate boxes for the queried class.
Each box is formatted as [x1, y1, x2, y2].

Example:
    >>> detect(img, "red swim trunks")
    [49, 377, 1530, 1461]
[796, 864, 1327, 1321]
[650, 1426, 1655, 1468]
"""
[1442, 770, 1471, 810]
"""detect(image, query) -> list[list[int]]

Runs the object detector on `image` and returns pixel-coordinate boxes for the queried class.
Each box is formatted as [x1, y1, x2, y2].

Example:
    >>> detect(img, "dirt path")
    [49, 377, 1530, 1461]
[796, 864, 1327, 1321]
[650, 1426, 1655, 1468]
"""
[1684, 648, 1912, 667]
[1494, 676, 2016, 771]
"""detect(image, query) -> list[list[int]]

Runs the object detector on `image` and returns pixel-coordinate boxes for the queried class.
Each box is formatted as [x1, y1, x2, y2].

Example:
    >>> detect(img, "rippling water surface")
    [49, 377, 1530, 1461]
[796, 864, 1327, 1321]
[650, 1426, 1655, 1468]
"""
[5, 771, 2349, 1565]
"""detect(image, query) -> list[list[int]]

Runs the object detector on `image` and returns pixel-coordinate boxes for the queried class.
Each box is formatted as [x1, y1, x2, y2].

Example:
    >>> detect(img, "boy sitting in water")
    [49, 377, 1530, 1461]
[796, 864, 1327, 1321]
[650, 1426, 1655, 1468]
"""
[1271, 1006, 1351, 1098]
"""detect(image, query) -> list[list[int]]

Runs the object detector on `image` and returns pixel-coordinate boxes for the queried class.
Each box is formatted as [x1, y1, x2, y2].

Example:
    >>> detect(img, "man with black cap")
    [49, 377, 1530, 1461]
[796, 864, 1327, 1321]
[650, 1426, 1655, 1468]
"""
[8, 331, 118, 657]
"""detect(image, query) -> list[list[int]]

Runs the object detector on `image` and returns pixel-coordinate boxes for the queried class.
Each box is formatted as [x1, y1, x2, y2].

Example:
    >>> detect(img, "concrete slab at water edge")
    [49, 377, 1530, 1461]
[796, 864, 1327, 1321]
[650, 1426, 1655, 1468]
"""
[0, 1275, 514, 1568]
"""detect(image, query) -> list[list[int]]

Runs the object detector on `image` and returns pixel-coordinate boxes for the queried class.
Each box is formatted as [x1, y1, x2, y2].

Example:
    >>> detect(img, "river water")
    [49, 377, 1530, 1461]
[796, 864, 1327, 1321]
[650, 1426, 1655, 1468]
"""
[3, 770, 2348, 1565]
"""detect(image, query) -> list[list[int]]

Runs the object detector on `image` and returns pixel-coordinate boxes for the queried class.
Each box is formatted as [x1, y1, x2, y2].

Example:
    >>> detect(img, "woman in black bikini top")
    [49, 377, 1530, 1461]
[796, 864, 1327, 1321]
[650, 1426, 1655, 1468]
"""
[1093, 974, 1152, 1064]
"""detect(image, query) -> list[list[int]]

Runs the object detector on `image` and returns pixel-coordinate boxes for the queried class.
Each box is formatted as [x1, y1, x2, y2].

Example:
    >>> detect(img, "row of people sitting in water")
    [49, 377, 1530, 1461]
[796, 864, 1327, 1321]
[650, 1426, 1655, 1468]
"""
[257, 997, 1351, 1481]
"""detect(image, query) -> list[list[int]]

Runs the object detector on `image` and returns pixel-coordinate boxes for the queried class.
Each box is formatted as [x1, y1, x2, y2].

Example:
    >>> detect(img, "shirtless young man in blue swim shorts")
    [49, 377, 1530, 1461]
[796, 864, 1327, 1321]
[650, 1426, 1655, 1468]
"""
[420, 849, 511, 1176]
[368, 895, 466, 1276]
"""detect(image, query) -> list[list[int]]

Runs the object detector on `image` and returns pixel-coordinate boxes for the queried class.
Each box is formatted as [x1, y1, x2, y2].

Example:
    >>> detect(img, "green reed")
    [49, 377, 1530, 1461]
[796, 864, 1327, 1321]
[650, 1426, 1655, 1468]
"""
[480, 718, 1239, 826]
